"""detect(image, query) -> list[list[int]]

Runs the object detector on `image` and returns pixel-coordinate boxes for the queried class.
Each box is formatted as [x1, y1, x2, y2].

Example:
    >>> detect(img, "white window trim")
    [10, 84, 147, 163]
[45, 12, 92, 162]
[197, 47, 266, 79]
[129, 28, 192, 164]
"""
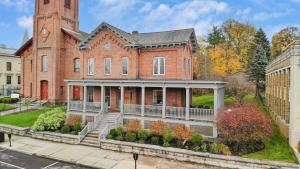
[122, 57, 129, 75]
[153, 57, 165, 75]
[88, 58, 94, 76]
[104, 58, 112, 75]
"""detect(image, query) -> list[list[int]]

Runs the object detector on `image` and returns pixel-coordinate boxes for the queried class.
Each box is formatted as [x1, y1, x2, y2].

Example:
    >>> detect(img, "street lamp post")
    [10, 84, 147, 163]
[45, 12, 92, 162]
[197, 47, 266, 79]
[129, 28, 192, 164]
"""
[8, 133, 12, 147]
[133, 153, 139, 169]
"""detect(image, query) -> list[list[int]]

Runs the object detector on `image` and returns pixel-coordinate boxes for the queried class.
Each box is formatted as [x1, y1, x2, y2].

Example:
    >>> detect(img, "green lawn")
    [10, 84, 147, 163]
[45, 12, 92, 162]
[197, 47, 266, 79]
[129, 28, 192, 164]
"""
[0, 108, 50, 127]
[193, 94, 298, 163]
[0, 104, 12, 111]
[192, 95, 236, 109]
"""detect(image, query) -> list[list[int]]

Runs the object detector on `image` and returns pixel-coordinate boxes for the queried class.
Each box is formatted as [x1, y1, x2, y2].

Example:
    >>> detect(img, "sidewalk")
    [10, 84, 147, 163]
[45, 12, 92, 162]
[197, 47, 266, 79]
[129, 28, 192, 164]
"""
[0, 105, 39, 116]
[0, 136, 224, 169]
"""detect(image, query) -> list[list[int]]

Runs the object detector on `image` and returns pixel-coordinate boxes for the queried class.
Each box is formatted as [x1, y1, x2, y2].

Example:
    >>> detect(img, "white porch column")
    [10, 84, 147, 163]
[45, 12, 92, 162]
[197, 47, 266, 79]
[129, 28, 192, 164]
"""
[141, 86, 145, 128]
[162, 87, 166, 119]
[67, 84, 71, 111]
[120, 86, 124, 114]
[101, 86, 105, 113]
[82, 85, 87, 123]
[185, 87, 190, 120]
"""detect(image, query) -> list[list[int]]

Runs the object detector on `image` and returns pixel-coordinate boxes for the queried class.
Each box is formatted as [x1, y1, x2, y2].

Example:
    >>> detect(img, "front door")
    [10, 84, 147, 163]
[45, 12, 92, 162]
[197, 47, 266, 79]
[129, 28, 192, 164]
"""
[73, 86, 81, 100]
[40, 80, 48, 100]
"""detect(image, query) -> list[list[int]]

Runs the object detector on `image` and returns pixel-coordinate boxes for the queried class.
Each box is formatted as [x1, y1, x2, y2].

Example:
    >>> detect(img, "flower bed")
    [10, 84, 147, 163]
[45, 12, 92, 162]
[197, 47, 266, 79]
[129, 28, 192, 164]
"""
[107, 120, 231, 155]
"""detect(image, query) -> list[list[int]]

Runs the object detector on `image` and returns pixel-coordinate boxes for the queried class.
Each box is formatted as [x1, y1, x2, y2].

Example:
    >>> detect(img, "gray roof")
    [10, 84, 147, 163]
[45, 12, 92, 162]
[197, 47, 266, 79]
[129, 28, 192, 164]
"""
[0, 45, 17, 56]
[78, 22, 198, 52]
[62, 28, 90, 41]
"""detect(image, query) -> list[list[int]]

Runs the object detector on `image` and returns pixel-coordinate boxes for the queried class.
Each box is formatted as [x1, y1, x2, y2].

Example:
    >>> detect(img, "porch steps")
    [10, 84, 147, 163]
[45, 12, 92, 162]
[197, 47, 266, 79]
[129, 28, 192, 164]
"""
[80, 113, 121, 147]
[80, 131, 99, 147]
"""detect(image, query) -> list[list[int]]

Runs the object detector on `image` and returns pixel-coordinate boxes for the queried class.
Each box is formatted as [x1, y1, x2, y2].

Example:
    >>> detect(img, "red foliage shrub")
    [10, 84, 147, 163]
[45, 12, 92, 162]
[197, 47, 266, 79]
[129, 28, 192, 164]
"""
[149, 121, 167, 136]
[216, 103, 272, 142]
[65, 116, 81, 127]
[126, 119, 141, 133]
[173, 124, 192, 141]
[298, 141, 300, 153]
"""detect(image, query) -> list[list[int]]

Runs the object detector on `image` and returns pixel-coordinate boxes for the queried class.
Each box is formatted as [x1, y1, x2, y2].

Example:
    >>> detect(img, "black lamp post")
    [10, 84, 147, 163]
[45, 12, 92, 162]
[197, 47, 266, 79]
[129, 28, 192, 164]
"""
[133, 153, 139, 169]
[8, 133, 12, 147]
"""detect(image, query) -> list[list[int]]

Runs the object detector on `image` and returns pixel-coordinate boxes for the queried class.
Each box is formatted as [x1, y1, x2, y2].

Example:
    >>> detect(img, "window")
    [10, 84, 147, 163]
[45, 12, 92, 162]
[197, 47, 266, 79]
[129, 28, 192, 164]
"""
[88, 58, 94, 75]
[74, 58, 80, 72]
[30, 60, 33, 72]
[122, 57, 128, 75]
[153, 57, 165, 75]
[18, 76, 21, 85]
[87, 87, 94, 102]
[65, 0, 71, 8]
[104, 58, 111, 75]
[41, 55, 48, 72]
[60, 86, 64, 96]
[6, 62, 11, 71]
[153, 90, 163, 105]
[6, 76, 11, 85]
[44, 0, 49, 4]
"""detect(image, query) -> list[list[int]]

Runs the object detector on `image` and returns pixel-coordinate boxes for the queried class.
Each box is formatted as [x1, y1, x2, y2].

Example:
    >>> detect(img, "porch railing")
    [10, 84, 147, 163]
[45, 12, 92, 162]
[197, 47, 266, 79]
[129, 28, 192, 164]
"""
[124, 104, 141, 116]
[86, 101, 101, 113]
[166, 106, 186, 120]
[123, 104, 214, 122]
[190, 108, 214, 121]
[144, 105, 163, 117]
[69, 101, 83, 111]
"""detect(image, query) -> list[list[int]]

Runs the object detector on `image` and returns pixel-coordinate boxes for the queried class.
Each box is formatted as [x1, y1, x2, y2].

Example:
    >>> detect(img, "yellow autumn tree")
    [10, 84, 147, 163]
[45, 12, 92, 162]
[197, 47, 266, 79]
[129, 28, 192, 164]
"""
[208, 43, 242, 77]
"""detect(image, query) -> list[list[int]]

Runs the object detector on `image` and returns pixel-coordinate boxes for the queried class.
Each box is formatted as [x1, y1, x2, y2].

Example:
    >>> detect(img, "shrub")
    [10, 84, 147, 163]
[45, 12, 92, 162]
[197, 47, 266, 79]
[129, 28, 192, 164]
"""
[149, 121, 167, 136]
[298, 141, 300, 153]
[210, 143, 231, 155]
[73, 122, 83, 133]
[107, 134, 113, 139]
[116, 127, 124, 137]
[137, 129, 149, 143]
[163, 131, 173, 147]
[125, 132, 137, 142]
[0, 97, 19, 104]
[201, 144, 208, 152]
[216, 103, 272, 143]
[126, 119, 141, 133]
[150, 136, 159, 145]
[109, 129, 118, 138]
[173, 124, 192, 141]
[32, 107, 66, 131]
[60, 125, 70, 134]
[191, 133, 203, 146]
[65, 116, 81, 127]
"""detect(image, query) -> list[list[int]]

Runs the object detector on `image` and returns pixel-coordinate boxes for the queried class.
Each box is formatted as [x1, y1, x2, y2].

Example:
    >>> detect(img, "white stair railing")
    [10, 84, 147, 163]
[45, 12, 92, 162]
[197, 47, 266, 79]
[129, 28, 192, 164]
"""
[79, 122, 93, 142]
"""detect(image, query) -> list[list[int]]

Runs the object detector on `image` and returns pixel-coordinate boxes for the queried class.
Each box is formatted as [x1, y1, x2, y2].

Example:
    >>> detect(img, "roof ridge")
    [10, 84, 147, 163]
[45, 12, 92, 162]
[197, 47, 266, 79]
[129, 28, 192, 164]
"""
[138, 28, 194, 35]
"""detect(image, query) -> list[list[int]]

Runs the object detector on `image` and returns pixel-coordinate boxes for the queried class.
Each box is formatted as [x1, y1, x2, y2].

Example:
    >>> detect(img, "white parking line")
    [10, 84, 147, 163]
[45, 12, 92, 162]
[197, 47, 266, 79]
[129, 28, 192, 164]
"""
[41, 162, 59, 169]
[0, 160, 26, 169]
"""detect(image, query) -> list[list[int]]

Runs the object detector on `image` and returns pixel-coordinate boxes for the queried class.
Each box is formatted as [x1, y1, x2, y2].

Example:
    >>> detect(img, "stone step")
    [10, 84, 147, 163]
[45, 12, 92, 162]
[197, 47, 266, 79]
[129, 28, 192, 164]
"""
[80, 142, 99, 147]
[86, 134, 98, 138]
[83, 137, 98, 142]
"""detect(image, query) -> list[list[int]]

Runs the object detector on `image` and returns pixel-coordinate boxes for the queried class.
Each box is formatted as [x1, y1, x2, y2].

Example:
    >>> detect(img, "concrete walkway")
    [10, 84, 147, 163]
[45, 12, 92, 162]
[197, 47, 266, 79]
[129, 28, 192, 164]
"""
[0, 105, 39, 116]
[0, 136, 224, 169]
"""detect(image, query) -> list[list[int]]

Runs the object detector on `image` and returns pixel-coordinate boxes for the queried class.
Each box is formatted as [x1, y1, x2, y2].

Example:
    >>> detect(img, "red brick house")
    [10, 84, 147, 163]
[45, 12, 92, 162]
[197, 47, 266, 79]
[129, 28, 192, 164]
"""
[16, 0, 225, 139]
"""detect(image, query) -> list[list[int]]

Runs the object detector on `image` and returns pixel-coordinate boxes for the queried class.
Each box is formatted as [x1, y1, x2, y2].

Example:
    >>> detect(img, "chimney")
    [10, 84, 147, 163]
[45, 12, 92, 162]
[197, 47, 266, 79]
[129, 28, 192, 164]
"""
[132, 31, 139, 41]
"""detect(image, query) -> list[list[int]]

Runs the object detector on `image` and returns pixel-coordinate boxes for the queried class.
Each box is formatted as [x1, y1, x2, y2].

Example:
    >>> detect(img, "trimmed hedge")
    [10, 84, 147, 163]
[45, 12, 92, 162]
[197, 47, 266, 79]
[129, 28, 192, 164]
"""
[0, 97, 19, 104]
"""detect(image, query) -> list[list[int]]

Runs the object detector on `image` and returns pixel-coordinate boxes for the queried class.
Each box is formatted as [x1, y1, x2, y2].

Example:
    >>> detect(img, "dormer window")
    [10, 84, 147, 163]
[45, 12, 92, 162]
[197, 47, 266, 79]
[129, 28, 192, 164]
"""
[65, 0, 71, 9]
[44, 0, 49, 4]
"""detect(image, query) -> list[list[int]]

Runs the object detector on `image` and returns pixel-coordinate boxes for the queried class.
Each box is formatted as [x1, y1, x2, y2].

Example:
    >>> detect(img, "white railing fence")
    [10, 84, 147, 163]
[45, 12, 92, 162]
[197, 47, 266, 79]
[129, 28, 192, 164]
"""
[166, 106, 186, 120]
[86, 101, 101, 113]
[124, 104, 141, 115]
[190, 108, 214, 121]
[79, 122, 93, 142]
[69, 101, 83, 111]
[144, 105, 163, 117]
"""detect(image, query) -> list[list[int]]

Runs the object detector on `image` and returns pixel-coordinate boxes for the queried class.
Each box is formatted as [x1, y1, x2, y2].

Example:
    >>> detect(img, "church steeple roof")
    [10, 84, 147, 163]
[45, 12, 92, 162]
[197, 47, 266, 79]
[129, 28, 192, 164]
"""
[22, 30, 29, 45]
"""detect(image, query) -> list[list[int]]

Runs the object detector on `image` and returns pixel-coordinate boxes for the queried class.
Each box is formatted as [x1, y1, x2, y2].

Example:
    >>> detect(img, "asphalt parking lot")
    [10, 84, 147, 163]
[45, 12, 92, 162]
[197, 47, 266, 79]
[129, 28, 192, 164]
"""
[0, 148, 92, 169]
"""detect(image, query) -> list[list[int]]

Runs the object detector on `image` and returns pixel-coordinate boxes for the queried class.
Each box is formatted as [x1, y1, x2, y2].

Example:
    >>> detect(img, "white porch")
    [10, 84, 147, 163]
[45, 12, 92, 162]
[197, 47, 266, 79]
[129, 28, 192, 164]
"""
[66, 80, 225, 138]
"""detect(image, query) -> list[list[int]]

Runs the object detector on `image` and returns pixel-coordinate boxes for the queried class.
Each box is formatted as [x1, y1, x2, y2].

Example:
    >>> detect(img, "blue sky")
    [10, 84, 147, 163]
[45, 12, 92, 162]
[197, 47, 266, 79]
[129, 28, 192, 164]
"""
[0, 0, 300, 49]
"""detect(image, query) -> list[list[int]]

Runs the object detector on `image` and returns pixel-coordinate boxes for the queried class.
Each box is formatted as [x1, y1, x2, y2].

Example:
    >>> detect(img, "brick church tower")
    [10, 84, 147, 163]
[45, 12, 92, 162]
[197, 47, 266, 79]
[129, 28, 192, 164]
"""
[31, 0, 79, 102]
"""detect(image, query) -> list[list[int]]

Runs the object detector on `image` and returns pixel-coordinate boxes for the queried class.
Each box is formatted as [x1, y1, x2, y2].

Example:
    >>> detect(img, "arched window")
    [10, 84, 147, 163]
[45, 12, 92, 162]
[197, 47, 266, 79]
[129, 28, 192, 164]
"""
[74, 58, 80, 72]
[41, 55, 48, 72]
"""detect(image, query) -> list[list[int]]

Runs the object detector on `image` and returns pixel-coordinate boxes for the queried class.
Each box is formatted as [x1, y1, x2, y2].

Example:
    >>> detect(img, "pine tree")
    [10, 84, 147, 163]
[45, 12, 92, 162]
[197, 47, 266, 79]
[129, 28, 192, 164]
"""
[252, 28, 271, 61]
[207, 26, 225, 48]
[247, 44, 269, 97]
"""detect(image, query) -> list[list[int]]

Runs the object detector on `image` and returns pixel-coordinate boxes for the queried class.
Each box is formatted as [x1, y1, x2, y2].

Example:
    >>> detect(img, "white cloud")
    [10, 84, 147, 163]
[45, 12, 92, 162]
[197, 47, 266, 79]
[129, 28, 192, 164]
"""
[17, 16, 33, 34]
[236, 7, 251, 16]
[144, 0, 228, 36]
[139, 2, 153, 13]
[0, 0, 31, 12]
[253, 12, 285, 21]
